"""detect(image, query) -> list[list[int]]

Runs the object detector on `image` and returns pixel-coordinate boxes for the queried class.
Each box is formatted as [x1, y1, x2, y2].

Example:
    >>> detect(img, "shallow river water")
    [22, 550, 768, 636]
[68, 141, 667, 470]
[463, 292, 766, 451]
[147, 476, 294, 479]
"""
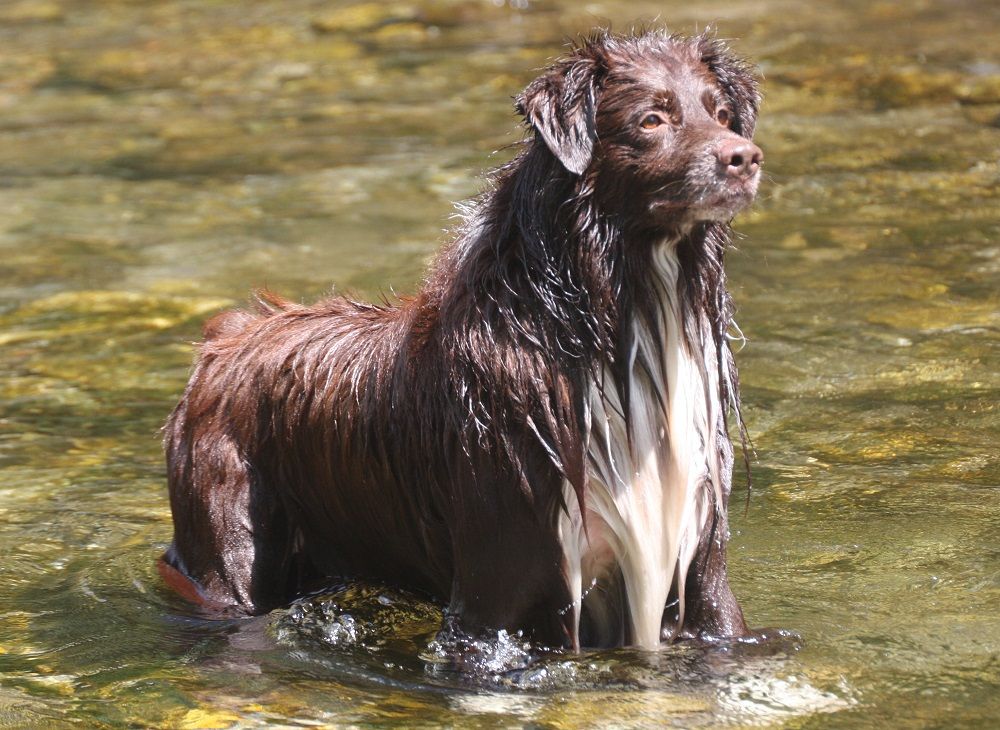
[1, 0, 998, 727]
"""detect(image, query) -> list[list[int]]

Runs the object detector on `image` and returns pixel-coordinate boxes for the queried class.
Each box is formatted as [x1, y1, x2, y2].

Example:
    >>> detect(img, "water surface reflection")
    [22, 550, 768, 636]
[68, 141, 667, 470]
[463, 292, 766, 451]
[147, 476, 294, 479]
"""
[0, 0, 997, 726]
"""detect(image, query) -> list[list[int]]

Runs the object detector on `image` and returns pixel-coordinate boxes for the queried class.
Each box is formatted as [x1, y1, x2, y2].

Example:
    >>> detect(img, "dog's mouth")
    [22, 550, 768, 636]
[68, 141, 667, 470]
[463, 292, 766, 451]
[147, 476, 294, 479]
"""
[688, 174, 760, 221]
[649, 173, 760, 224]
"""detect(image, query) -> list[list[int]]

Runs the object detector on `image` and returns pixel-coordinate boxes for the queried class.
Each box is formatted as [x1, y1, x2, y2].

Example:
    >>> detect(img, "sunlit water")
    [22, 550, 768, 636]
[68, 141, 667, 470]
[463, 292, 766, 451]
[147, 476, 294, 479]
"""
[1, 0, 997, 727]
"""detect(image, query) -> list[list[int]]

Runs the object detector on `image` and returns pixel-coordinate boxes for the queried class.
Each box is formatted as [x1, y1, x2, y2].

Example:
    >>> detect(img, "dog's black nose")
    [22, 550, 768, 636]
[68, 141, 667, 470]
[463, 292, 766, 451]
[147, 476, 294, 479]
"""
[717, 139, 763, 178]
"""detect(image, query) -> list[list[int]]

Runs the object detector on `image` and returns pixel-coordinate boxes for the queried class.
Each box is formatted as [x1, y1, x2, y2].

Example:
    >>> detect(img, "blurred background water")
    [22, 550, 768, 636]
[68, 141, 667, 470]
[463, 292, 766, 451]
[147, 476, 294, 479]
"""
[0, 0, 998, 727]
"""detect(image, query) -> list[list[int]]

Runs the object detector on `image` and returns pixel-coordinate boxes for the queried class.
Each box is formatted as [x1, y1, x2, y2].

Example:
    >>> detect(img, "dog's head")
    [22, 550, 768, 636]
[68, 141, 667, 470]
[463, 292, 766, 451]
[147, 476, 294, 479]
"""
[516, 31, 762, 233]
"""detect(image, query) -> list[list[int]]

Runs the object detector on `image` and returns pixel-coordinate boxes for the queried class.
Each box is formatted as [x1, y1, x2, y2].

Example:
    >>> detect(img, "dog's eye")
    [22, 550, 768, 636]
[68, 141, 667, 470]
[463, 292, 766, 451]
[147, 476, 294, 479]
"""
[716, 108, 732, 127]
[640, 113, 665, 130]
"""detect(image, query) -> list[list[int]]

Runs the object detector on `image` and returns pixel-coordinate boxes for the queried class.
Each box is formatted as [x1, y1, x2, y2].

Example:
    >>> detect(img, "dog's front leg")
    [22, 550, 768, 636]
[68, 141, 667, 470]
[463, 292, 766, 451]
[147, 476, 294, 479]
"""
[672, 508, 749, 639]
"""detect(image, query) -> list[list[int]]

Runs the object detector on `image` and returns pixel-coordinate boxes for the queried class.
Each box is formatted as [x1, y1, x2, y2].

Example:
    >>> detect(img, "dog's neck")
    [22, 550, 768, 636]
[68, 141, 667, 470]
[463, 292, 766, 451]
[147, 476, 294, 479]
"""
[558, 235, 726, 649]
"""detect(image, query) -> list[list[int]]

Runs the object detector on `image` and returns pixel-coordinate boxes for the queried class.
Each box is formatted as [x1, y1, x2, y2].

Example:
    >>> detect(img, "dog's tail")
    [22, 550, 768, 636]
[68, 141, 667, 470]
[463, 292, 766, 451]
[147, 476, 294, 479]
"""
[157, 547, 235, 616]
[252, 288, 297, 315]
[201, 289, 297, 342]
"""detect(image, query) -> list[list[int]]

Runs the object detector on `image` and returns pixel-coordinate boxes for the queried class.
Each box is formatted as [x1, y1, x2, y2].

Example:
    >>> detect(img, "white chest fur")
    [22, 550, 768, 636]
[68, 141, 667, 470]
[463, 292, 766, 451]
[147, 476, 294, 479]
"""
[558, 241, 725, 649]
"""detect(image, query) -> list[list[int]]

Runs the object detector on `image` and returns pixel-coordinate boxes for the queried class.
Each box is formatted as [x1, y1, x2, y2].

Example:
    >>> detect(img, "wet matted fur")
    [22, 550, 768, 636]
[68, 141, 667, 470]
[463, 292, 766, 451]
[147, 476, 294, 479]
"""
[161, 29, 763, 650]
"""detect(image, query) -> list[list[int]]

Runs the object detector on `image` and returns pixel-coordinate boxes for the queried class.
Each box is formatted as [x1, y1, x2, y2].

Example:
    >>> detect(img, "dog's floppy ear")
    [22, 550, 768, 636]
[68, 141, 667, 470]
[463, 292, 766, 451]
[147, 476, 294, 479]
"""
[698, 36, 761, 138]
[516, 58, 598, 175]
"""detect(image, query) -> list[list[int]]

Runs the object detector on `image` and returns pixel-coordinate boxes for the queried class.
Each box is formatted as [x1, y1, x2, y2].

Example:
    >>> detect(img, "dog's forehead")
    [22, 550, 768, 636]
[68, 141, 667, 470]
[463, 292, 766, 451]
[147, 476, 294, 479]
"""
[607, 45, 718, 96]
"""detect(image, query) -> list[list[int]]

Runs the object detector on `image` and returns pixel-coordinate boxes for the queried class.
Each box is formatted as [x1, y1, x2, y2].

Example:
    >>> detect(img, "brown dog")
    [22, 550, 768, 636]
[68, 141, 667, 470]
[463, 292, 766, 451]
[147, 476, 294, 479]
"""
[161, 29, 763, 650]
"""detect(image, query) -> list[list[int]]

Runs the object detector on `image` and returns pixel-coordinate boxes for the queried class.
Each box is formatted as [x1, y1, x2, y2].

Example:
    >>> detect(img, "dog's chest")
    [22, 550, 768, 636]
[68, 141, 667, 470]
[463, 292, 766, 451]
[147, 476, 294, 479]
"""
[558, 243, 722, 649]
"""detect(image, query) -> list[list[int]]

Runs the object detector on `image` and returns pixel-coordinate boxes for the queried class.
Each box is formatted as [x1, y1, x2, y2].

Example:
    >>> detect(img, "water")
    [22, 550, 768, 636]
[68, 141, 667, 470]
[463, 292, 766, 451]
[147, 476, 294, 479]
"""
[1, 0, 998, 726]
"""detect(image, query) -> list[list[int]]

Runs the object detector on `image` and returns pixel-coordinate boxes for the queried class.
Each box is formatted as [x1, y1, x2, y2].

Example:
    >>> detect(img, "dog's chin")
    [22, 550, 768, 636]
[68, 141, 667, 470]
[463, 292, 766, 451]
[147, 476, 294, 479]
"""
[648, 178, 759, 229]
[685, 182, 759, 224]
[688, 202, 750, 223]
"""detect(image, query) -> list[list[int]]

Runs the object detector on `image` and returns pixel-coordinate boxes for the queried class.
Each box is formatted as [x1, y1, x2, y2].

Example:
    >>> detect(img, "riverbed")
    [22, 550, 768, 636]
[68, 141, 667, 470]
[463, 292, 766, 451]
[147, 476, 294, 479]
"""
[1, 0, 998, 726]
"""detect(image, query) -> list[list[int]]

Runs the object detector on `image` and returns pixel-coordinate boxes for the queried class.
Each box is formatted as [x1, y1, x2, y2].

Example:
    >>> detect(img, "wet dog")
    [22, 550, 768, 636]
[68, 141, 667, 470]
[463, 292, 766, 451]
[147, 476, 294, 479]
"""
[161, 29, 763, 650]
